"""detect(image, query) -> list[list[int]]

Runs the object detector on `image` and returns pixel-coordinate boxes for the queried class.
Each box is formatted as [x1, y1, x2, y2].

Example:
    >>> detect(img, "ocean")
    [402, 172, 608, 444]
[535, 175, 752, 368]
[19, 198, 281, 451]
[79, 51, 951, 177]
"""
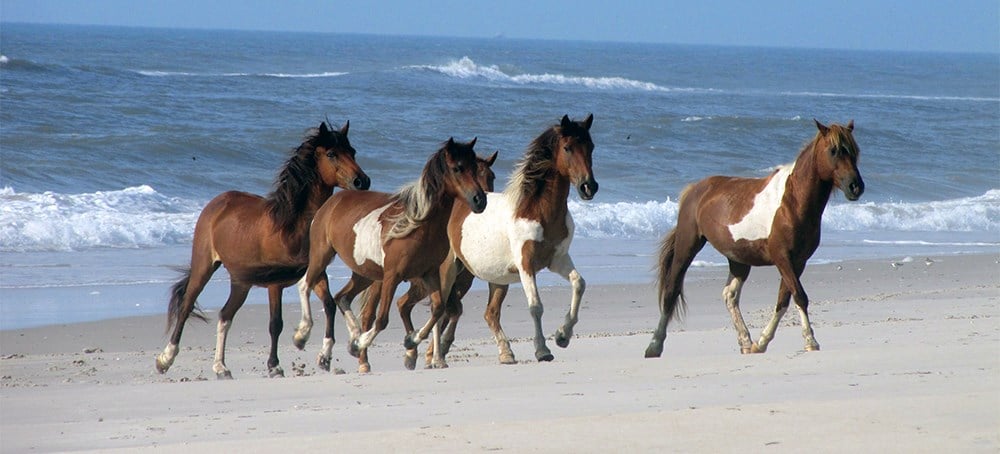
[1, 23, 997, 329]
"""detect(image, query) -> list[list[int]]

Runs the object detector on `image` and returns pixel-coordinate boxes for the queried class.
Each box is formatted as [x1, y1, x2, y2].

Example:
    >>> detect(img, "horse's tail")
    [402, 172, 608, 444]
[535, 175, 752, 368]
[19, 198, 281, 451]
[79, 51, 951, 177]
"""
[165, 267, 208, 333]
[655, 227, 687, 327]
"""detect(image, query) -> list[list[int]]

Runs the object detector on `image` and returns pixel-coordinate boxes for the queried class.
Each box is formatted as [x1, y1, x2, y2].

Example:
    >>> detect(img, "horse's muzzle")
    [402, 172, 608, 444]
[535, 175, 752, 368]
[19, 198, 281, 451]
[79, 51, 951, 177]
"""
[577, 179, 599, 201]
[469, 190, 487, 213]
[843, 177, 864, 201]
[353, 173, 371, 190]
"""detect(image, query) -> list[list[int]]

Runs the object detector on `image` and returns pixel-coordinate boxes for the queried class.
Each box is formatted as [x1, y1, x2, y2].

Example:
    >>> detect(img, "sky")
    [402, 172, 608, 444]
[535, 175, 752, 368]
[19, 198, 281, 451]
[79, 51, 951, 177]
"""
[2, 0, 997, 53]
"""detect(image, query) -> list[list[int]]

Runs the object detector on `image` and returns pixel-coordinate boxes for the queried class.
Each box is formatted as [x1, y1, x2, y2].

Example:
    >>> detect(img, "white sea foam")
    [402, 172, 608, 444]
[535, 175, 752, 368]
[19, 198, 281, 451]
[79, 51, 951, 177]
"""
[412, 57, 712, 93]
[1, 186, 996, 252]
[780, 90, 999, 103]
[0, 55, 9, 64]
[0, 186, 202, 252]
[136, 70, 347, 78]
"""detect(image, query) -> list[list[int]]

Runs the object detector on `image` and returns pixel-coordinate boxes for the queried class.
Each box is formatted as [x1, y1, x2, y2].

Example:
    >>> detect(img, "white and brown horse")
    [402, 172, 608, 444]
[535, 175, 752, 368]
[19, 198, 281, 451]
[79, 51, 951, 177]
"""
[443, 114, 598, 366]
[300, 138, 487, 373]
[156, 121, 370, 379]
[645, 120, 864, 358]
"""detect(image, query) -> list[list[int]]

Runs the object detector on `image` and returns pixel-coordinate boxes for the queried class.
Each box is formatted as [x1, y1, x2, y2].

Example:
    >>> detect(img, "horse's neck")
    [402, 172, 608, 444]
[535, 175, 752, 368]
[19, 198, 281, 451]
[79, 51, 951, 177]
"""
[787, 151, 834, 221]
[516, 172, 571, 221]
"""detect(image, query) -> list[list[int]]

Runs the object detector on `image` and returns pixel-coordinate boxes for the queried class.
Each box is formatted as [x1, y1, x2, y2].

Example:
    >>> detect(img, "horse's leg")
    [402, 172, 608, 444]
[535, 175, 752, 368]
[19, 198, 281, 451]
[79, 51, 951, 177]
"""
[319, 272, 372, 371]
[483, 283, 515, 364]
[753, 282, 791, 353]
[396, 282, 425, 370]
[292, 275, 312, 350]
[357, 281, 380, 373]
[405, 267, 453, 369]
[212, 280, 252, 379]
[722, 261, 756, 354]
[548, 253, 585, 349]
[645, 229, 706, 358]
[439, 261, 470, 357]
[517, 270, 553, 362]
[769, 259, 819, 352]
[265, 285, 285, 378]
[155, 254, 218, 374]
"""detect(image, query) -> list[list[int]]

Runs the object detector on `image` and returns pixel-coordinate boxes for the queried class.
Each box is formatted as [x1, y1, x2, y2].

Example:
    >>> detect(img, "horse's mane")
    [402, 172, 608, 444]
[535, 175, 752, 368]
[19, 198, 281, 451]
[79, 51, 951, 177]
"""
[383, 146, 447, 240]
[265, 126, 327, 236]
[504, 124, 571, 208]
[801, 123, 859, 162]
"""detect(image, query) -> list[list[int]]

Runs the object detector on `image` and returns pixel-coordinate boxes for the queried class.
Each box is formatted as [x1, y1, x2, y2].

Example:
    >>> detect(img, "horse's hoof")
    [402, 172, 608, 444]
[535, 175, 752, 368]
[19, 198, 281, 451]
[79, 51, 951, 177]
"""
[154, 356, 170, 374]
[268, 366, 284, 378]
[427, 360, 448, 370]
[403, 334, 419, 350]
[536, 350, 554, 362]
[805, 343, 820, 352]
[499, 353, 517, 365]
[317, 355, 331, 372]
[644, 344, 663, 358]
[292, 333, 308, 350]
[749, 343, 766, 354]
[216, 370, 234, 380]
[358, 363, 371, 374]
[555, 332, 570, 349]
[404, 351, 417, 371]
[348, 340, 361, 358]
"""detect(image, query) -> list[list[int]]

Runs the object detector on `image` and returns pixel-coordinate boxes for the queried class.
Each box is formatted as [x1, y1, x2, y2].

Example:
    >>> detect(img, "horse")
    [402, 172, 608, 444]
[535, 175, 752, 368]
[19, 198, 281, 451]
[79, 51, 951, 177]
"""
[300, 137, 487, 373]
[363, 150, 498, 370]
[644, 120, 864, 358]
[443, 114, 597, 366]
[155, 121, 370, 379]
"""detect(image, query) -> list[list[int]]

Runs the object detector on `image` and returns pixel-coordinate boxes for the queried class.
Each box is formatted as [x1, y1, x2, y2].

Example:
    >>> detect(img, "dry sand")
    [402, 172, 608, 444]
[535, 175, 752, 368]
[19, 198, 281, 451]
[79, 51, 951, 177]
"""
[1, 253, 998, 452]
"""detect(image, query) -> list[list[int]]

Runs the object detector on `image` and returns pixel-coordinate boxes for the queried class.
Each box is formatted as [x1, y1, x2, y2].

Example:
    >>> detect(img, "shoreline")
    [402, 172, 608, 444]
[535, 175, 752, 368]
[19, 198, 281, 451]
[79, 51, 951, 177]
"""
[1, 253, 998, 451]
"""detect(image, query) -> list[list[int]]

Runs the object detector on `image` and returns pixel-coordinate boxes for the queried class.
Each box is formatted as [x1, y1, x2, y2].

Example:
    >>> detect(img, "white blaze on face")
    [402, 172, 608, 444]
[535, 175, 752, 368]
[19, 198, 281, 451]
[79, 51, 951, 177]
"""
[728, 163, 794, 242]
[353, 204, 390, 267]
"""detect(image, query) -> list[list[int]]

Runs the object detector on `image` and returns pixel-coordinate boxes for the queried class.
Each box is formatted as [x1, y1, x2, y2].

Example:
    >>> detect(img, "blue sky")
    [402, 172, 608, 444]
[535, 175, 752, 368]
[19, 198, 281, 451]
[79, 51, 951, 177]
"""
[2, 0, 997, 53]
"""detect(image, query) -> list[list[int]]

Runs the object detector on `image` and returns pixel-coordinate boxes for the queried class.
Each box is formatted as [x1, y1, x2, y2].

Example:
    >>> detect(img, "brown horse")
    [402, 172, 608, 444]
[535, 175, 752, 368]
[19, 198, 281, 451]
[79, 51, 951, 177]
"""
[155, 121, 369, 379]
[645, 120, 864, 358]
[301, 137, 487, 373]
[359, 150, 498, 370]
[443, 114, 597, 366]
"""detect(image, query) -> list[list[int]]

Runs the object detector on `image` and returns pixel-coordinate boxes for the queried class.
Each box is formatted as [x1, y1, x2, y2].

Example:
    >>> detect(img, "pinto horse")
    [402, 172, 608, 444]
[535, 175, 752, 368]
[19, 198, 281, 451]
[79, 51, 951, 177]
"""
[443, 114, 597, 366]
[301, 137, 487, 373]
[645, 120, 864, 358]
[349, 150, 498, 370]
[155, 121, 370, 379]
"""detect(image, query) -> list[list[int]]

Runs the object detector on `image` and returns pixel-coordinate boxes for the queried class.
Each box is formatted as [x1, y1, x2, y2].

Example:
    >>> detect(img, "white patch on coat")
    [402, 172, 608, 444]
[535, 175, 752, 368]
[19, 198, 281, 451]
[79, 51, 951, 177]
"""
[459, 192, 576, 285]
[353, 204, 390, 267]
[728, 163, 794, 242]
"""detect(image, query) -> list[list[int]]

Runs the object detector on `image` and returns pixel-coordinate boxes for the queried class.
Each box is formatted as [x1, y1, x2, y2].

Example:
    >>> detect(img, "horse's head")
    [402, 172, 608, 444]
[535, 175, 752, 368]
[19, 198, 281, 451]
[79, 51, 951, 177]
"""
[555, 114, 598, 200]
[477, 150, 499, 192]
[313, 121, 371, 190]
[441, 137, 487, 213]
[814, 119, 864, 201]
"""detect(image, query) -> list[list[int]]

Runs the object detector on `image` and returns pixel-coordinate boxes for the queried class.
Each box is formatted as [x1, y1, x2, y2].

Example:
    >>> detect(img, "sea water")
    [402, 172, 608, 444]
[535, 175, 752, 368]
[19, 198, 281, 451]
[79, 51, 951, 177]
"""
[1, 24, 997, 328]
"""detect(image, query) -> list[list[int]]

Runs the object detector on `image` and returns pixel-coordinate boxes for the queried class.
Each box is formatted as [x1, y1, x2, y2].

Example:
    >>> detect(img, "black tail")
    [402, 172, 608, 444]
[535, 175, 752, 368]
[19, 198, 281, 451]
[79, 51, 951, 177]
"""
[165, 267, 207, 333]
[656, 229, 687, 326]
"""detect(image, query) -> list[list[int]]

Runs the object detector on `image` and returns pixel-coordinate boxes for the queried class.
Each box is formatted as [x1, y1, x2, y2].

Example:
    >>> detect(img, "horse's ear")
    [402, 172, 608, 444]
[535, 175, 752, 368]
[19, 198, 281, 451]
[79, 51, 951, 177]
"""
[469, 137, 477, 148]
[319, 122, 330, 134]
[813, 118, 829, 135]
[560, 114, 572, 129]
[340, 120, 350, 135]
[486, 150, 499, 166]
[846, 119, 854, 132]
[583, 113, 594, 131]
[446, 137, 455, 149]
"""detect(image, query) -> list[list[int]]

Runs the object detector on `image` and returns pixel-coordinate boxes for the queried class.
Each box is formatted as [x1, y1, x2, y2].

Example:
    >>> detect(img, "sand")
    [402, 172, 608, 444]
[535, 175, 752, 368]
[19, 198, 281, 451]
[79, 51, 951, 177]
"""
[1, 253, 998, 452]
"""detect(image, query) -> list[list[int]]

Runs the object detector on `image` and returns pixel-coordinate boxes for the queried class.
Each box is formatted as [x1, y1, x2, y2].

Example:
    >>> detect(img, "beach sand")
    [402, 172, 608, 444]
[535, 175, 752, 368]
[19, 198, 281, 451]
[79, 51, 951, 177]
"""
[1, 253, 998, 452]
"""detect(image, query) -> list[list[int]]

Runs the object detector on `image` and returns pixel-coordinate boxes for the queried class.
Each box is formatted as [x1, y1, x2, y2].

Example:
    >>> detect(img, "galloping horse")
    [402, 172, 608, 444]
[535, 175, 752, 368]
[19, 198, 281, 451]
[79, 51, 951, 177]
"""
[301, 137, 487, 373]
[444, 114, 597, 366]
[645, 120, 864, 358]
[155, 121, 370, 379]
[357, 151, 498, 370]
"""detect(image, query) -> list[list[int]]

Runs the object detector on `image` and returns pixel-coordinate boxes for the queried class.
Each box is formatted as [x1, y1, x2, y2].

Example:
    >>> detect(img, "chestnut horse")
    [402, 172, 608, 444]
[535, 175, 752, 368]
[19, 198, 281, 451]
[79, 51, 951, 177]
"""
[644, 120, 864, 358]
[444, 114, 597, 366]
[301, 137, 487, 373]
[155, 121, 370, 379]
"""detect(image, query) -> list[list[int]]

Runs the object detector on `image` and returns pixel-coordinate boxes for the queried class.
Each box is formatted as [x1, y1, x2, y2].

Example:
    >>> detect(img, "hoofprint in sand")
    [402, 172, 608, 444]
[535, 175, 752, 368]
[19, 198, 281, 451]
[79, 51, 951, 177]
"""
[1, 254, 997, 452]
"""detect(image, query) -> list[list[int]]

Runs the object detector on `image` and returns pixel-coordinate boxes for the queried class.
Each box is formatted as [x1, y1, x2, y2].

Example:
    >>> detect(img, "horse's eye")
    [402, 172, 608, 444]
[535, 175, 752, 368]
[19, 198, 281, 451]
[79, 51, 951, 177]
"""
[563, 145, 572, 153]
[452, 166, 462, 173]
